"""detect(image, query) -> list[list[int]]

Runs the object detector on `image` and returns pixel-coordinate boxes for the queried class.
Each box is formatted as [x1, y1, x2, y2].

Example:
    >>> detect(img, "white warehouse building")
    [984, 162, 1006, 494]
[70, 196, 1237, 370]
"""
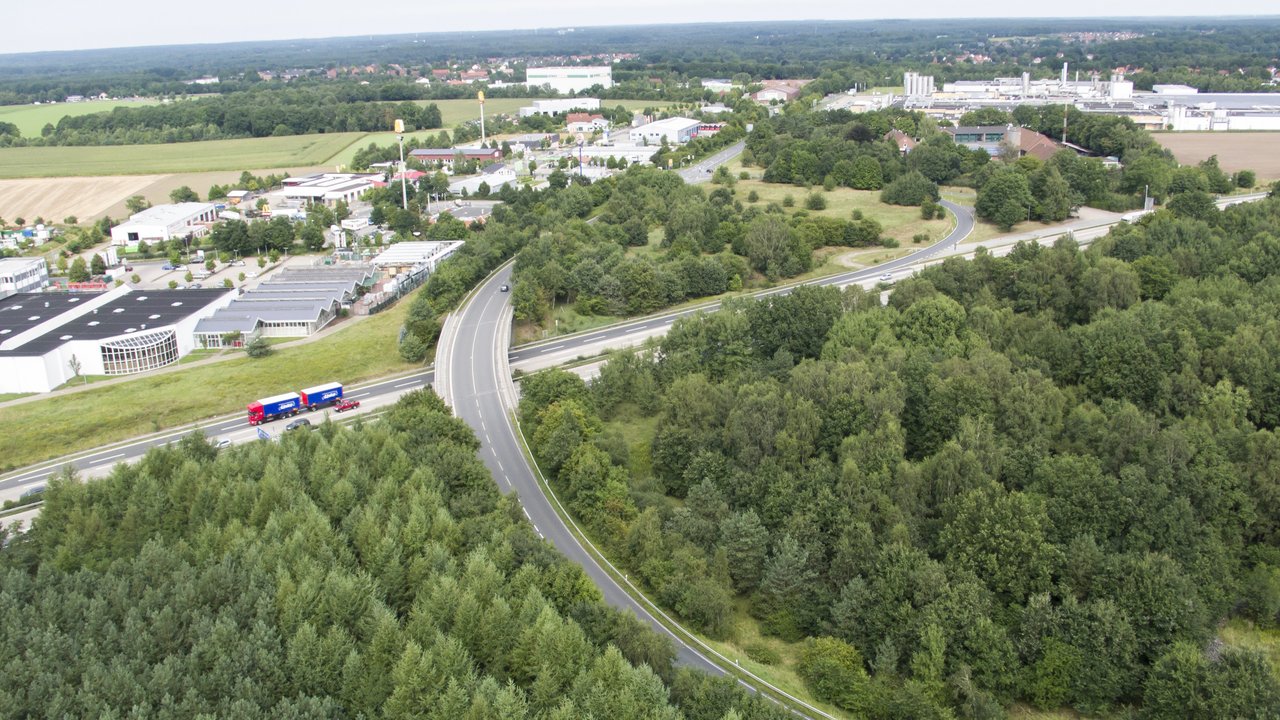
[518, 98, 602, 117]
[110, 203, 218, 248]
[0, 257, 49, 299]
[526, 66, 613, 94]
[279, 173, 380, 207]
[0, 286, 235, 393]
[629, 117, 702, 146]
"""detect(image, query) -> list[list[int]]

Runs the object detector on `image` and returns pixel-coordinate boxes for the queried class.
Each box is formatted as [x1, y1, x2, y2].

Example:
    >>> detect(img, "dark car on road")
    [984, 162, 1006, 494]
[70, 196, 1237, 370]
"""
[285, 418, 312, 432]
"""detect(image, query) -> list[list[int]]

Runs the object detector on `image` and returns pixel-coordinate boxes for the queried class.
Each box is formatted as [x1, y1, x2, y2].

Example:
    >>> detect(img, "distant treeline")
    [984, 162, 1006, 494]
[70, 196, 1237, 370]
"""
[0, 90, 446, 146]
[3, 19, 1279, 106]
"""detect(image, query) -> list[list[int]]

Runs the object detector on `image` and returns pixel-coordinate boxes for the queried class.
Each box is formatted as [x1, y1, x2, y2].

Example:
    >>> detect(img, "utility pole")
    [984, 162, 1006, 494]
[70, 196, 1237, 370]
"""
[478, 91, 486, 147]
[394, 119, 407, 210]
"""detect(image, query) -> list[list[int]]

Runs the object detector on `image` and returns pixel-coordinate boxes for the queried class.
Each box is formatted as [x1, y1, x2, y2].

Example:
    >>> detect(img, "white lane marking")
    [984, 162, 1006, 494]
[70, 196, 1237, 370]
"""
[522, 507, 531, 519]
[497, 461, 504, 472]
[347, 392, 370, 399]
[393, 381, 416, 389]
[481, 421, 487, 431]
[91, 453, 126, 465]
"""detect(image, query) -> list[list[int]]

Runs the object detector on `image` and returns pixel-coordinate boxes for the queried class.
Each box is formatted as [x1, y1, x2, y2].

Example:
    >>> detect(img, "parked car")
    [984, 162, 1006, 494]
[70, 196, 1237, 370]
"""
[161, 263, 175, 270]
[123, 265, 133, 271]
[334, 399, 361, 412]
[285, 418, 312, 432]
[233, 260, 246, 267]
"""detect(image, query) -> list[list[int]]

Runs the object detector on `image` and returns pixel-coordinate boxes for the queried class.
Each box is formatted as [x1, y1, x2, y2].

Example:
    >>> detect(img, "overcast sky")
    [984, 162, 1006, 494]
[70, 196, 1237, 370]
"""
[6, 2, 1279, 56]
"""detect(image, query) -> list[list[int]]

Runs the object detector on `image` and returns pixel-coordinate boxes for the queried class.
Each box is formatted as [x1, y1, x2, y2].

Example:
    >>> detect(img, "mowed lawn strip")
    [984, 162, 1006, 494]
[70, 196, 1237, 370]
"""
[731, 175, 953, 245]
[0, 293, 418, 470]
[0, 133, 363, 178]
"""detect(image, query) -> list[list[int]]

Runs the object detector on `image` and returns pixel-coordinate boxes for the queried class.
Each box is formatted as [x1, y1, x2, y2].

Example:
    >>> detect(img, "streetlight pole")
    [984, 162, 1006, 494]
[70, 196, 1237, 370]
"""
[394, 118, 408, 210]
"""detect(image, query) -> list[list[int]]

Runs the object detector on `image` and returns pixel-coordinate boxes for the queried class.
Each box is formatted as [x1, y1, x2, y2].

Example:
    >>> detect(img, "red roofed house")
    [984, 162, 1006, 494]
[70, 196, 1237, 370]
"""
[885, 129, 918, 154]
[566, 113, 609, 133]
[1016, 128, 1062, 162]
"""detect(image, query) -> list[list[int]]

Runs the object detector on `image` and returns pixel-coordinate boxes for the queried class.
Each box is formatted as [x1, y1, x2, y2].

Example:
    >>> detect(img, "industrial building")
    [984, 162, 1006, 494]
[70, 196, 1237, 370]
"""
[409, 147, 503, 170]
[193, 266, 374, 347]
[0, 286, 235, 393]
[109, 203, 219, 247]
[518, 98, 602, 117]
[629, 117, 702, 146]
[0, 258, 48, 299]
[370, 240, 464, 276]
[525, 66, 613, 94]
[891, 63, 1280, 132]
[903, 72, 935, 98]
[278, 173, 380, 207]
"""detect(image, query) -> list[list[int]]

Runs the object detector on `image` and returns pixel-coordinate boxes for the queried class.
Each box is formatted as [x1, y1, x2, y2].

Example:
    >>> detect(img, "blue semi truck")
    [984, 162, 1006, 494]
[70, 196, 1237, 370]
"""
[247, 382, 344, 425]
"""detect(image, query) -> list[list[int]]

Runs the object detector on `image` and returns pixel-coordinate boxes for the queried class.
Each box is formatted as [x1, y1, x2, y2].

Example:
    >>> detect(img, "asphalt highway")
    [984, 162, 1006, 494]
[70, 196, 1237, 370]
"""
[508, 199, 974, 366]
[437, 264, 726, 672]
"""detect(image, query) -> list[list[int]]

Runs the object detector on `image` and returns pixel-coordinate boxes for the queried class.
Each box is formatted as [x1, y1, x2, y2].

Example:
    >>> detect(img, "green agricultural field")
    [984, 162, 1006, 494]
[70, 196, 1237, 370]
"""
[327, 129, 449, 168]
[0, 98, 160, 137]
[0, 132, 361, 178]
[0, 290, 419, 470]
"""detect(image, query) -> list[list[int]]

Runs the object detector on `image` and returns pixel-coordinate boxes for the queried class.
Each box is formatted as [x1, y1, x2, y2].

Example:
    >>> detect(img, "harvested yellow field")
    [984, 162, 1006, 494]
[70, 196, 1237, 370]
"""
[1154, 132, 1280, 178]
[0, 175, 163, 223]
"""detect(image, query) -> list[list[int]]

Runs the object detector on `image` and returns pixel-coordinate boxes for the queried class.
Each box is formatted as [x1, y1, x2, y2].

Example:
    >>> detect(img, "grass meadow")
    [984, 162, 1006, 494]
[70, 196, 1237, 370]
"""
[0, 98, 160, 137]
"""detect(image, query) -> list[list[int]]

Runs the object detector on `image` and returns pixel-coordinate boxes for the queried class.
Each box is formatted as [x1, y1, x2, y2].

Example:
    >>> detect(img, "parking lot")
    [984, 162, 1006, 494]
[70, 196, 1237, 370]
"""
[104, 253, 324, 291]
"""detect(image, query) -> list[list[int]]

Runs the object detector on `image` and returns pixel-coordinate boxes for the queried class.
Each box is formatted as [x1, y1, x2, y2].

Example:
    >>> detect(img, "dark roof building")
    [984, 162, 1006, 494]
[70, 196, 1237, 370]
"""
[0, 287, 235, 393]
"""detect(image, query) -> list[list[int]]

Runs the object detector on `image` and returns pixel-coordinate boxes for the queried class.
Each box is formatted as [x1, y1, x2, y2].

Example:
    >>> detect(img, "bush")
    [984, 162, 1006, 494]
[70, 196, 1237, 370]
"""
[881, 237, 900, 248]
[796, 637, 871, 711]
[782, 195, 795, 208]
[399, 333, 429, 363]
[1236, 170, 1257, 189]
[168, 280, 178, 289]
[913, 233, 929, 244]
[805, 193, 827, 211]
[747, 190, 760, 203]
[744, 642, 781, 666]
[130, 273, 141, 283]
[739, 171, 750, 180]
[245, 337, 272, 358]
[879, 170, 940, 206]
[822, 176, 836, 192]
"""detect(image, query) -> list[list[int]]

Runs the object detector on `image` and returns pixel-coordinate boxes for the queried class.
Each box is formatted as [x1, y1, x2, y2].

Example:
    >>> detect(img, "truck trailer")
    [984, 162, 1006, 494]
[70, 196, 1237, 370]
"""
[247, 392, 302, 425]
[300, 382, 344, 410]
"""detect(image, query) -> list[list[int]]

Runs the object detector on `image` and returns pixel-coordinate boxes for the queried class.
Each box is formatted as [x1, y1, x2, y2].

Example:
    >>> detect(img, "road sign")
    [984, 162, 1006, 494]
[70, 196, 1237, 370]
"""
[393, 118, 404, 133]
[256, 428, 271, 441]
